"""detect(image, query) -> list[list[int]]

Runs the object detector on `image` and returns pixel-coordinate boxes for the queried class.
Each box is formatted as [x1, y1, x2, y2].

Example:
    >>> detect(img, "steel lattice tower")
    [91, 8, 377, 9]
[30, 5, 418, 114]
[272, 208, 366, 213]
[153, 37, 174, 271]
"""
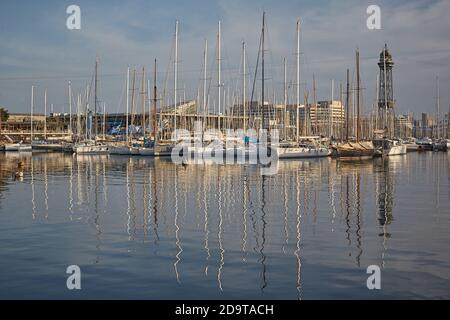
[378, 44, 395, 136]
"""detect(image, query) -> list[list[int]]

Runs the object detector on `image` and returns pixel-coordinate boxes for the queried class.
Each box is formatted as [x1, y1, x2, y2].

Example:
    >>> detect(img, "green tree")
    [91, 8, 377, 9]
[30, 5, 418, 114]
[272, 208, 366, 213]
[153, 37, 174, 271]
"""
[0, 107, 9, 122]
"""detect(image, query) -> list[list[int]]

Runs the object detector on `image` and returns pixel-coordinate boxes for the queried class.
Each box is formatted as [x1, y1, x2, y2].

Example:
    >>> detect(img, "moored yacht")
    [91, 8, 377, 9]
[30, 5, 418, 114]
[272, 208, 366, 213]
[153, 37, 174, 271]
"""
[276, 141, 329, 159]
[73, 141, 109, 154]
[5, 142, 32, 152]
[404, 138, 419, 152]
[373, 139, 407, 156]
[416, 137, 433, 151]
[433, 139, 447, 152]
[333, 141, 375, 159]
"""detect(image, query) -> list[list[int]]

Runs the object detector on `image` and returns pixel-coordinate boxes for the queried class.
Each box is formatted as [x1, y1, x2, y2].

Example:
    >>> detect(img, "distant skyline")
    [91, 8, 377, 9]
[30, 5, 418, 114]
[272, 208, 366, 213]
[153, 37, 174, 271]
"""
[1, 0, 449, 117]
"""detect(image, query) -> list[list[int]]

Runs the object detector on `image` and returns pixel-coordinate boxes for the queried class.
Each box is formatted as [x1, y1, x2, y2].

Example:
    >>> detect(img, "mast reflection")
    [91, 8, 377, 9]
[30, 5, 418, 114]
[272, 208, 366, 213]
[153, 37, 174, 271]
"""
[259, 175, 267, 293]
[294, 171, 302, 300]
[0, 150, 416, 298]
[174, 164, 182, 283]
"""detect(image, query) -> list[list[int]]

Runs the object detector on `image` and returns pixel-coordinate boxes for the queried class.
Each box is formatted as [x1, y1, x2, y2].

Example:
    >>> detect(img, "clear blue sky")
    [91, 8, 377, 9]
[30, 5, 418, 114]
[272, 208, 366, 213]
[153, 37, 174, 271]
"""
[0, 0, 449, 117]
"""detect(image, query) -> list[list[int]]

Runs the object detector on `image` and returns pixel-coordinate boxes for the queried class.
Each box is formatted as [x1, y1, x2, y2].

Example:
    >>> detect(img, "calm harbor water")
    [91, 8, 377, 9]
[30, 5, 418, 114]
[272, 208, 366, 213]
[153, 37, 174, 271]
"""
[0, 151, 449, 299]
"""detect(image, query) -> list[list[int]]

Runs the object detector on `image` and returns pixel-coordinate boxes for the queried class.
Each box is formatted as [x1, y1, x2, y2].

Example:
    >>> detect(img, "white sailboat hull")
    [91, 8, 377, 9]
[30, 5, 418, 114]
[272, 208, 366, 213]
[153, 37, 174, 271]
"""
[386, 144, 407, 156]
[5, 144, 32, 152]
[73, 144, 109, 154]
[277, 147, 329, 159]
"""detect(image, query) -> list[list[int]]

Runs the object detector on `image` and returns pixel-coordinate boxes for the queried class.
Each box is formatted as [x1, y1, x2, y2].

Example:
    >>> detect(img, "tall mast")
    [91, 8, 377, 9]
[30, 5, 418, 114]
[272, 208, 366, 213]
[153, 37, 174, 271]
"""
[284, 58, 287, 141]
[44, 88, 47, 140]
[330, 79, 334, 138]
[375, 73, 379, 132]
[77, 94, 81, 140]
[313, 74, 316, 104]
[203, 39, 208, 124]
[346, 69, 350, 141]
[447, 102, 450, 139]
[68, 81, 72, 135]
[174, 20, 179, 135]
[436, 75, 440, 139]
[103, 102, 106, 140]
[447, 103, 450, 139]
[218, 20, 222, 132]
[296, 19, 300, 142]
[126, 67, 130, 145]
[153, 59, 158, 144]
[261, 12, 265, 131]
[242, 41, 247, 132]
[356, 49, 360, 142]
[31, 85, 34, 142]
[340, 82, 343, 139]
[331, 79, 334, 101]
[85, 85, 89, 141]
[313, 73, 317, 134]
[148, 79, 151, 138]
[141, 66, 146, 139]
[130, 68, 136, 144]
[94, 57, 98, 137]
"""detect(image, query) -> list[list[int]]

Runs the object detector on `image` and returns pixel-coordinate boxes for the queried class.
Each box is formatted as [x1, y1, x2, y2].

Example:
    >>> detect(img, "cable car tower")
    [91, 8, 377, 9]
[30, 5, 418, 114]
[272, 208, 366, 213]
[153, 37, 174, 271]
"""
[378, 44, 395, 137]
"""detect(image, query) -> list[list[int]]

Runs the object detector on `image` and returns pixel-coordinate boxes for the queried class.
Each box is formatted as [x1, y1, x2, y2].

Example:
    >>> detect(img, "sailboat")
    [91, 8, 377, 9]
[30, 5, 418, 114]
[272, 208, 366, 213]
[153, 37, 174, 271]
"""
[153, 21, 181, 157]
[5, 142, 32, 152]
[187, 38, 210, 159]
[31, 88, 67, 152]
[333, 140, 375, 159]
[73, 141, 109, 154]
[277, 140, 329, 158]
[109, 67, 141, 155]
[139, 62, 157, 156]
[137, 65, 154, 156]
[275, 19, 329, 159]
[373, 138, 406, 156]
[446, 104, 450, 150]
[73, 59, 110, 155]
[187, 22, 229, 159]
[110, 68, 132, 155]
[6, 86, 34, 152]
[431, 76, 448, 152]
[334, 51, 375, 159]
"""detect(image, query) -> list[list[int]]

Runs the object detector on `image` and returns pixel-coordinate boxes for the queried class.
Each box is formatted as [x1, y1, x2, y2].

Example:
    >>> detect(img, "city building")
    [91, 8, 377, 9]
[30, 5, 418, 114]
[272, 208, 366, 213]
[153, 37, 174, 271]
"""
[395, 114, 413, 139]
[298, 100, 345, 137]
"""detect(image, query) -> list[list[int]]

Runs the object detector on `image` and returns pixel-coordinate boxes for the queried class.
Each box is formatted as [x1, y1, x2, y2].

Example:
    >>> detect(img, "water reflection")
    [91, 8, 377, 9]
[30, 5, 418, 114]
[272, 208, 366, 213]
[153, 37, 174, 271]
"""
[294, 172, 302, 299]
[0, 152, 449, 299]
